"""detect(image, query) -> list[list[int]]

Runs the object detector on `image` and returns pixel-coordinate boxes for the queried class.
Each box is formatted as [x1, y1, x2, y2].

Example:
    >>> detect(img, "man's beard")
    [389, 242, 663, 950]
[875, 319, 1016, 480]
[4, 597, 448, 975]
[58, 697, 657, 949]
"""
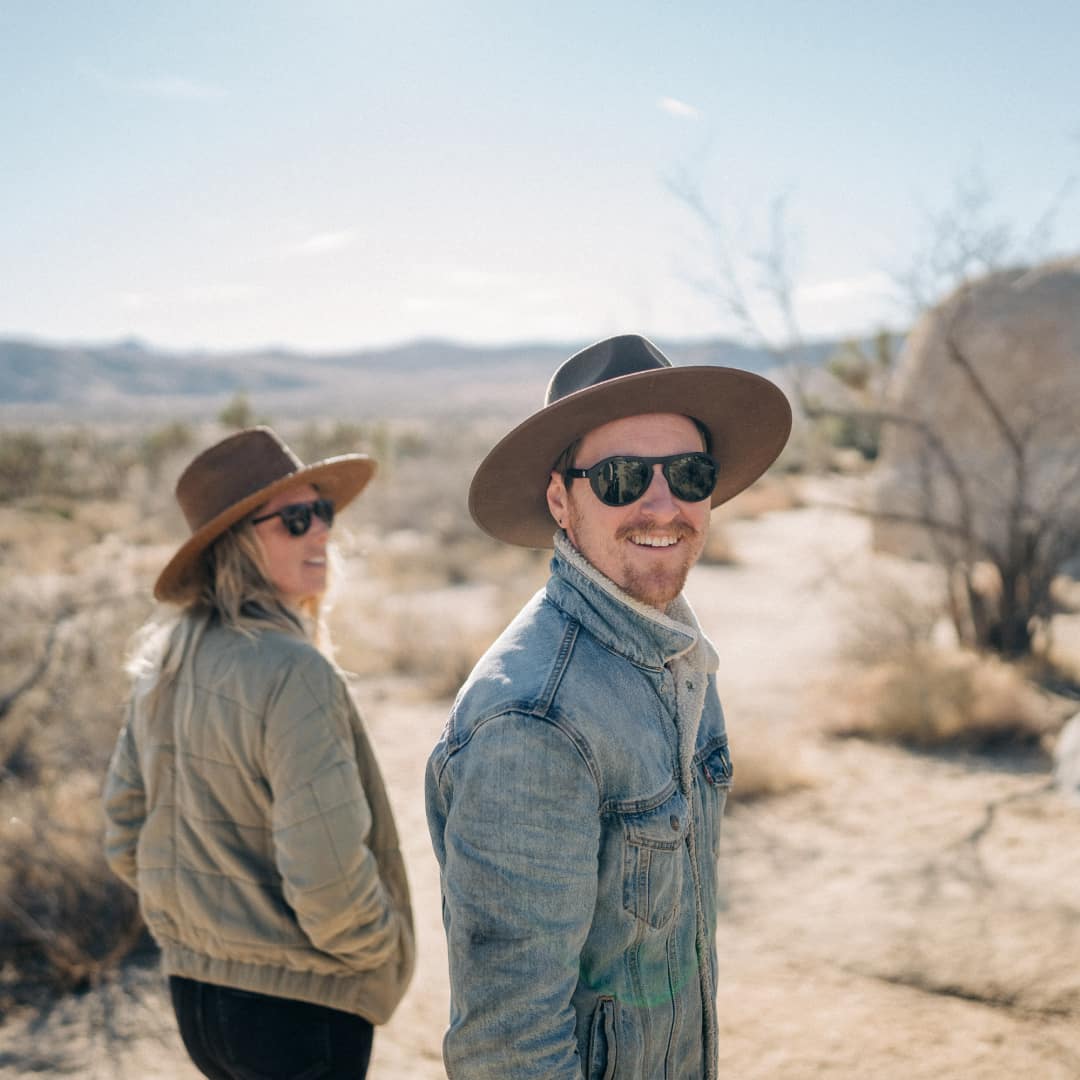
[566, 505, 704, 611]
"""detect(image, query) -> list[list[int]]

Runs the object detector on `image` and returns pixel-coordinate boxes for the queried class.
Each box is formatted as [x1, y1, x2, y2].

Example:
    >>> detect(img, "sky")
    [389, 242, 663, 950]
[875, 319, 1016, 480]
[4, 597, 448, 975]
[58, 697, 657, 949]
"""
[2, 1, 1078, 353]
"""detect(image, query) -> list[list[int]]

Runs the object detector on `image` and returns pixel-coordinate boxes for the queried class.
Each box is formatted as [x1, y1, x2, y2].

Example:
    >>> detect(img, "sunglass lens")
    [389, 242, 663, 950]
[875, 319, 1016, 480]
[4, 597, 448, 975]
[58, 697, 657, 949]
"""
[280, 504, 313, 536]
[313, 498, 335, 527]
[593, 458, 652, 506]
[666, 454, 718, 501]
[278, 499, 335, 536]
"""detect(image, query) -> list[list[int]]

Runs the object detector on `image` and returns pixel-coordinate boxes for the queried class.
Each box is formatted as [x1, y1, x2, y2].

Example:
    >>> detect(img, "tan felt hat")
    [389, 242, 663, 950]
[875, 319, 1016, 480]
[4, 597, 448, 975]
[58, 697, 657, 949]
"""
[468, 334, 791, 548]
[154, 426, 375, 603]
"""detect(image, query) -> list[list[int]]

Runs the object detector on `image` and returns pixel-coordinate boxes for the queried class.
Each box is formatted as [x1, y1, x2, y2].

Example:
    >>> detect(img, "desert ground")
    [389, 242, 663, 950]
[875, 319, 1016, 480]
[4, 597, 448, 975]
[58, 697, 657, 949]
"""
[1, 464, 1078, 1079]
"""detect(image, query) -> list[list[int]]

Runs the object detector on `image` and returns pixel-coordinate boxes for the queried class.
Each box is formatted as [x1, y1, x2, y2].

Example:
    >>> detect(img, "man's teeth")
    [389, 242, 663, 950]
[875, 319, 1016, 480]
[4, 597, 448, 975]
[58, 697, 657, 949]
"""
[630, 535, 679, 547]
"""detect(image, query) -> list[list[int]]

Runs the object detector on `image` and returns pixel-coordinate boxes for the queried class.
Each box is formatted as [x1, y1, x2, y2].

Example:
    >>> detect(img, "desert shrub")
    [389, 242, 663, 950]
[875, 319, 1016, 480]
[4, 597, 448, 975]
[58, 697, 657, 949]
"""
[717, 475, 803, 522]
[0, 429, 143, 503]
[0, 521, 155, 1009]
[334, 542, 548, 698]
[830, 646, 1057, 751]
[0, 773, 146, 1011]
[0, 432, 52, 499]
[839, 568, 945, 666]
[380, 610, 498, 699]
[818, 412, 881, 461]
[727, 729, 818, 802]
[293, 419, 371, 464]
[218, 392, 256, 429]
[698, 523, 736, 566]
[138, 421, 194, 477]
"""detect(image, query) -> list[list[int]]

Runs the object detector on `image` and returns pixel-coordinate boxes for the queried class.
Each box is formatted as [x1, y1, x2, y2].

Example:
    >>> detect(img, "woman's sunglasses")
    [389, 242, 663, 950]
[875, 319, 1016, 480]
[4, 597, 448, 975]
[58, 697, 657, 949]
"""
[564, 452, 720, 508]
[251, 497, 335, 536]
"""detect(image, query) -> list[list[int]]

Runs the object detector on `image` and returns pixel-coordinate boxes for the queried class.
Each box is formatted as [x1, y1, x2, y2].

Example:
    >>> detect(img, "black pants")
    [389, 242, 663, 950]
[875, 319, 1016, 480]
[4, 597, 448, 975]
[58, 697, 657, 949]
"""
[169, 976, 374, 1080]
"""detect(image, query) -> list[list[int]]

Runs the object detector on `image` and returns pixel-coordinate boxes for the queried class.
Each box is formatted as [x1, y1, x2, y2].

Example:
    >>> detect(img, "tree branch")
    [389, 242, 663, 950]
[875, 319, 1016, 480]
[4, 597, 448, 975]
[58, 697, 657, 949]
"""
[0, 608, 75, 722]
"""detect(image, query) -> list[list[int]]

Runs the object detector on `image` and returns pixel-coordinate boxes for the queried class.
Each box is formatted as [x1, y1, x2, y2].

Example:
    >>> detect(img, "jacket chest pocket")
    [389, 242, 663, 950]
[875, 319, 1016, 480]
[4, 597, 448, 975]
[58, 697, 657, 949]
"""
[621, 788, 690, 929]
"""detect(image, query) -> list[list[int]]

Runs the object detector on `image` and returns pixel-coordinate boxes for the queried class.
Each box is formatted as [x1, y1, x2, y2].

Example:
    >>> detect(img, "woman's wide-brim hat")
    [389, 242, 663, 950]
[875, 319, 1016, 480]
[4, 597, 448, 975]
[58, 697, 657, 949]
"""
[154, 426, 376, 604]
[469, 334, 792, 548]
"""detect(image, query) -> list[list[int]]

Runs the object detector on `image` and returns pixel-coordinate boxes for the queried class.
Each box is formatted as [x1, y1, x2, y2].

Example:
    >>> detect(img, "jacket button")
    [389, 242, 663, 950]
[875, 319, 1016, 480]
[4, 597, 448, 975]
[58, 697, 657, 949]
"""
[670, 814, 680, 831]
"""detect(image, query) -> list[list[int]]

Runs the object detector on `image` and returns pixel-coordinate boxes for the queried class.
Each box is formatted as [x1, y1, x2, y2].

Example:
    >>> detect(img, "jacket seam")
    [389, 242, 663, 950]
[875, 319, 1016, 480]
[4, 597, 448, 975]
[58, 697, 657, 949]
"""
[441, 707, 603, 804]
[535, 617, 579, 713]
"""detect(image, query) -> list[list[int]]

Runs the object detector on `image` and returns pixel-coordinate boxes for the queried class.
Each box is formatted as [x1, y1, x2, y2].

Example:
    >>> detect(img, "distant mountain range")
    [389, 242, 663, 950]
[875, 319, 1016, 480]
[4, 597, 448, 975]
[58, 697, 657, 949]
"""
[0, 335, 839, 425]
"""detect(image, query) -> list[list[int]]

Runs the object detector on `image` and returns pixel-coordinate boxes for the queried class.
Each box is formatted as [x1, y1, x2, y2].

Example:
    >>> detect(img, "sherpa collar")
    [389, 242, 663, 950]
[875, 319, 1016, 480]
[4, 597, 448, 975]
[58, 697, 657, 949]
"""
[548, 531, 719, 676]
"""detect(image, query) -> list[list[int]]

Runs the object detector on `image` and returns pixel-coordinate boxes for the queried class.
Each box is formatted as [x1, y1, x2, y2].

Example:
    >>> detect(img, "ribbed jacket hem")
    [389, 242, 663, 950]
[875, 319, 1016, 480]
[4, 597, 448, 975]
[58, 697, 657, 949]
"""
[161, 942, 405, 1026]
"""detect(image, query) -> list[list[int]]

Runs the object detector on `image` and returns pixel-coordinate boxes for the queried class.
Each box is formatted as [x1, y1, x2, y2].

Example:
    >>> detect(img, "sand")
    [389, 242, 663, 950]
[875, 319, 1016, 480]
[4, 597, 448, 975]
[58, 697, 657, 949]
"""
[3, 495, 1077, 1078]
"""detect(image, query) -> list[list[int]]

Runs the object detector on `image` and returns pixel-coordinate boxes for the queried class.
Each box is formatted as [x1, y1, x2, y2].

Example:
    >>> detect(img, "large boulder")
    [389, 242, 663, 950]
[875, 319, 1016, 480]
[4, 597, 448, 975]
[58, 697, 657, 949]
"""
[1054, 712, 1080, 802]
[872, 257, 1080, 562]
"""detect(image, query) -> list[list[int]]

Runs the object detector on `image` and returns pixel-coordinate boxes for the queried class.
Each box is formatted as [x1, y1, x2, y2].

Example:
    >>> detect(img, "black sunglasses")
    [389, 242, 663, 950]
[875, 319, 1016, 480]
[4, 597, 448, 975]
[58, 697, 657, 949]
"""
[565, 452, 720, 507]
[251, 497, 335, 536]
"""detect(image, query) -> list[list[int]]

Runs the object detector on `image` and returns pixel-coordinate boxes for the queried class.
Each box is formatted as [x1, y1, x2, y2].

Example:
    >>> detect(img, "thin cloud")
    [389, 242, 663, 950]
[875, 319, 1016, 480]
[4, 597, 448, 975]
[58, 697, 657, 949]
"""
[286, 230, 357, 257]
[658, 97, 700, 119]
[797, 272, 893, 303]
[133, 76, 226, 101]
[84, 66, 226, 101]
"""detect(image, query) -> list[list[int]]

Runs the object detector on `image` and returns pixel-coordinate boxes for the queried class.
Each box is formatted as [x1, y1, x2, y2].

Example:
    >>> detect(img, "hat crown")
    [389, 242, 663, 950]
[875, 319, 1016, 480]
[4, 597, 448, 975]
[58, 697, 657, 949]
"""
[175, 427, 303, 534]
[545, 334, 671, 406]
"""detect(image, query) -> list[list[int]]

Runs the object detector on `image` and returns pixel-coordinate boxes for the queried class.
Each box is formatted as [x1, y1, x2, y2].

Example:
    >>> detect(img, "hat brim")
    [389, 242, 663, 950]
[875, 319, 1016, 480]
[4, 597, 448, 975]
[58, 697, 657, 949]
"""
[154, 454, 376, 604]
[468, 366, 792, 547]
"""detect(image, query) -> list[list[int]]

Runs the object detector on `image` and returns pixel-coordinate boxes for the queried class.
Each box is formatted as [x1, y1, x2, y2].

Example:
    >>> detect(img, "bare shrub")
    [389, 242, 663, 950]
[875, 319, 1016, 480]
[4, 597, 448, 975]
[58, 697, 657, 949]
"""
[0, 772, 145, 1012]
[0, 500, 155, 1010]
[839, 568, 945, 667]
[0, 429, 142, 503]
[0, 432, 52, 499]
[698, 523, 736, 566]
[728, 728, 818, 802]
[717, 474, 803, 521]
[335, 547, 548, 699]
[138, 420, 194, 478]
[293, 419, 378, 463]
[218, 393, 257, 429]
[830, 646, 1058, 751]
[380, 610, 499, 700]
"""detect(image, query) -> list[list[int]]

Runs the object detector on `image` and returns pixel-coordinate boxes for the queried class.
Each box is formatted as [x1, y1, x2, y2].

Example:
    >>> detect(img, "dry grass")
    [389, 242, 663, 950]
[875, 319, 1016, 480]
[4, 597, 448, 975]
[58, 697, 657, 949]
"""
[698, 521, 737, 566]
[828, 646, 1060, 751]
[717, 474, 803, 522]
[3, 416, 1070, 1039]
[837, 566, 944, 666]
[728, 728, 819, 802]
[0, 772, 145, 1015]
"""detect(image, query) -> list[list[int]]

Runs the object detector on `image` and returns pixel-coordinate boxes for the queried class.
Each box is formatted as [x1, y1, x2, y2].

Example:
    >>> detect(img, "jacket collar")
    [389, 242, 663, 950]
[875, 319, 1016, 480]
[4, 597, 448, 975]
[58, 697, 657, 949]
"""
[548, 532, 719, 675]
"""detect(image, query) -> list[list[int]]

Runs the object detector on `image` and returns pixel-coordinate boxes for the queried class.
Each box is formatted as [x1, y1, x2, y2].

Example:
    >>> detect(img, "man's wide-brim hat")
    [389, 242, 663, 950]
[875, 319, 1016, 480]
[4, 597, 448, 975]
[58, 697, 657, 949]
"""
[469, 334, 792, 548]
[154, 426, 375, 604]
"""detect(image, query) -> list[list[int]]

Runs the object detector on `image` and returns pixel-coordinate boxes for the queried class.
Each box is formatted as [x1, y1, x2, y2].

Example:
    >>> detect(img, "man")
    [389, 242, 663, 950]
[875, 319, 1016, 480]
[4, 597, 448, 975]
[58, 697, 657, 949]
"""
[426, 334, 791, 1079]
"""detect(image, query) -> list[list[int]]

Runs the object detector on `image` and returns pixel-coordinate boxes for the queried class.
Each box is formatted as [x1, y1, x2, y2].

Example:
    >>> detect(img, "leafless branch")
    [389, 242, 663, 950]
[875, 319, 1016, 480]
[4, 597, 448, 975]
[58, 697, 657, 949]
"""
[0, 607, 75, 722]
[941, 317, 1024, 462]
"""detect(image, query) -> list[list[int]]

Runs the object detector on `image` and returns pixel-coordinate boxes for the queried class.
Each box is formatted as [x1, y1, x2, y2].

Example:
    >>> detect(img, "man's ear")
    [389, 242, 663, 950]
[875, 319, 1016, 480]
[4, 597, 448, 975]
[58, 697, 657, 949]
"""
[546, 471, 569, 530]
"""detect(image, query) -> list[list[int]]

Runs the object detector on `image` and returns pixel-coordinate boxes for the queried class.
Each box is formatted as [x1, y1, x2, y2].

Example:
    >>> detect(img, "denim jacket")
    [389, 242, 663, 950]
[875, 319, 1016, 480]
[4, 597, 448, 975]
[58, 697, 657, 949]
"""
[426, 535, 733, 1079]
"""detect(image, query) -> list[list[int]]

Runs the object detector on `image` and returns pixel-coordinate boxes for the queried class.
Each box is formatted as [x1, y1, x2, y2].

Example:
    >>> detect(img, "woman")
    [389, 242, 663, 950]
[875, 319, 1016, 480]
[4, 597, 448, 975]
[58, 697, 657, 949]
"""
[104, 426, 414, 1080]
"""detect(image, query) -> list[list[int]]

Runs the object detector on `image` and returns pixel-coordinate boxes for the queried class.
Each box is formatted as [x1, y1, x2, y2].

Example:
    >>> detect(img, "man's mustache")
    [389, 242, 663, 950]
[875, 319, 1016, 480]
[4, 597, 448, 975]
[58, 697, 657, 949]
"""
[614, 519, 699, 543]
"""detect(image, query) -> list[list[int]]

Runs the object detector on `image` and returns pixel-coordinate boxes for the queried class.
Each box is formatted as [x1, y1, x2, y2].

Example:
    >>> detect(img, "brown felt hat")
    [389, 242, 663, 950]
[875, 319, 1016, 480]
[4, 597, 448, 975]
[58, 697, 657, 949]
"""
[154, 426, 376, 604]
[468, 334, 792, 548]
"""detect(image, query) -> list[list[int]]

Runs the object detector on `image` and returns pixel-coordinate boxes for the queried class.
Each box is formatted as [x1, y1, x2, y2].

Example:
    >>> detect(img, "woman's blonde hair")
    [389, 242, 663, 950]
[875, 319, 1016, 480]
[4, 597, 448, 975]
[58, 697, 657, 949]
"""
[128, 517, 337, 704]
